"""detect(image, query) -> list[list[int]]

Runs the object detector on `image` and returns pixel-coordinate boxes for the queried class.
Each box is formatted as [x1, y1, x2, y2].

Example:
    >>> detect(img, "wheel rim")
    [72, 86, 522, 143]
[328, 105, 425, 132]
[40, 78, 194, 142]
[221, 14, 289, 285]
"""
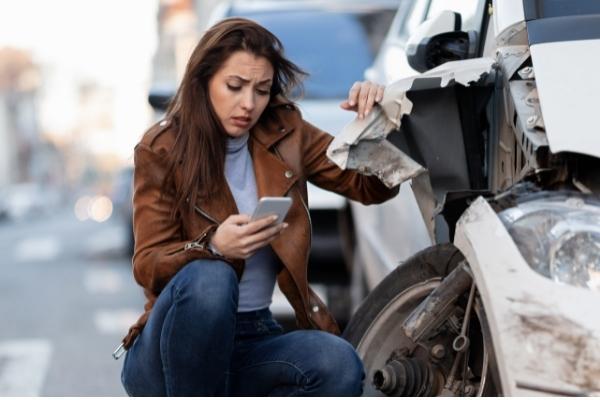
[356, 278, 491, 396]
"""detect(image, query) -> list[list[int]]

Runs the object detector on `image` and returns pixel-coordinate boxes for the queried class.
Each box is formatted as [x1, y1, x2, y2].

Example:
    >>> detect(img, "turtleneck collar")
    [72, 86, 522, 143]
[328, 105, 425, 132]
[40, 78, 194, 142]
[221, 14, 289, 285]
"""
[226, 132, 250, 154]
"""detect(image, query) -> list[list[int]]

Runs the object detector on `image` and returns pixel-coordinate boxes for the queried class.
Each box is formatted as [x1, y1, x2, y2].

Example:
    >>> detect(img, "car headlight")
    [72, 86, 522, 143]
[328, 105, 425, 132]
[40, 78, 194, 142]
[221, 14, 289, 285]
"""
[498, 195, 600, 291]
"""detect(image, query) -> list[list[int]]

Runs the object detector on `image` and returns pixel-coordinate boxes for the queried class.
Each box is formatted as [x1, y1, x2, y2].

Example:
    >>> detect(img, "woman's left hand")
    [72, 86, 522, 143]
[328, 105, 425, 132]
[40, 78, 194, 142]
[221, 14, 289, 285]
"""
[340, 81, 385, 120]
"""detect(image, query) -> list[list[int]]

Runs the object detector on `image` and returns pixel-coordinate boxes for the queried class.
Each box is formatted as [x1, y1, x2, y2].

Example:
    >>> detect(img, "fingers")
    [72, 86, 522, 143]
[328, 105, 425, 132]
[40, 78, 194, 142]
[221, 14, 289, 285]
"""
[225, 214, 251, 225]
[343, 81, 385, 119]
[363, 84, 379, 117]
[246, 222, 287, 247]
[240, 223, 288, 258]
[214, 214, 287, 260]
[346, 81, 361, 110]
[376, 85, 385, 103]
[339, 99, 353, 110]
[243, 215, 278, 235]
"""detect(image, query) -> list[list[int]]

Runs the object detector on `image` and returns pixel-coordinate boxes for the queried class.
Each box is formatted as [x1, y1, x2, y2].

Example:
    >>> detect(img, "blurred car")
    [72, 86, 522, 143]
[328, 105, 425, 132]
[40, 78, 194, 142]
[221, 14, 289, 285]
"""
[111, 166, 134, 255]
[149, 0, 400, 323]
[1, 182, 48, 220]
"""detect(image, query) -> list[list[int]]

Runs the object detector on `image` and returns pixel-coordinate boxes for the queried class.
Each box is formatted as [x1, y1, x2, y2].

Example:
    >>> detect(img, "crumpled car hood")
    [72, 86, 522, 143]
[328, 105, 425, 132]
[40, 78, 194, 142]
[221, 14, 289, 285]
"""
[327, 57, 496, 188]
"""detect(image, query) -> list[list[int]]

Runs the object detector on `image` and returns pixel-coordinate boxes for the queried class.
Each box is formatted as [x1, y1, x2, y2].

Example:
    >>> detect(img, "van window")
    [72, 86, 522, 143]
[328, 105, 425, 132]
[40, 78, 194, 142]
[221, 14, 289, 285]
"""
[238, 9, 395, 99]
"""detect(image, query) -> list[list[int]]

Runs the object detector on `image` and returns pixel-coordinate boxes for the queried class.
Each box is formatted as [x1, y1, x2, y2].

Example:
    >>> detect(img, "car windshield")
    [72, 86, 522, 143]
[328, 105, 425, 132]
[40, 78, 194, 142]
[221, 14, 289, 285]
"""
[231, 8, 395, 99]
[524, 0, 600, 19]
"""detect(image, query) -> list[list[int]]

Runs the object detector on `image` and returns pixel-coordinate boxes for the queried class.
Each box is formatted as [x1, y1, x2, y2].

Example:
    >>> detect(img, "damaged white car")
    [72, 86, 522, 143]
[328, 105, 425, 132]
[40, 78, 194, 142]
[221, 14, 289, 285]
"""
[330, 0, 600, 396]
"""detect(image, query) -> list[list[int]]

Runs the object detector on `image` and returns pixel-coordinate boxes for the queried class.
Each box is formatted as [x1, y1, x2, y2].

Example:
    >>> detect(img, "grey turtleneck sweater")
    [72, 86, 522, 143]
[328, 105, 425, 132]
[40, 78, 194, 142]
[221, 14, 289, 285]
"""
[224, 133, 279, 312]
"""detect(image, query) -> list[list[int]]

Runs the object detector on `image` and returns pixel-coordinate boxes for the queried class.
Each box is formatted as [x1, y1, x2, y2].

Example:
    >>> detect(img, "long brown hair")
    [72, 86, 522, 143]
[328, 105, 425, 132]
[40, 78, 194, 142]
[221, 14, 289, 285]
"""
[163, 17, 306, 218]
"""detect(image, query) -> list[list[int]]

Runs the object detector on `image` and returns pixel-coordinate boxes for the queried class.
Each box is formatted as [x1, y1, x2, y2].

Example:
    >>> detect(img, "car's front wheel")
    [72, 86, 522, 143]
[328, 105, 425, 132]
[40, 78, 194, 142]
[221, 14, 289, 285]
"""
[343, 244, 499, 396]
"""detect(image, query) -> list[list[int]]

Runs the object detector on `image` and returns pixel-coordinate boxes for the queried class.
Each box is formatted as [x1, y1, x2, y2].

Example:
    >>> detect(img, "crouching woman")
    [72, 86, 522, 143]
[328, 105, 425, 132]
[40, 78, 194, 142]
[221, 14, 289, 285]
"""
[118, 17, 398, 396]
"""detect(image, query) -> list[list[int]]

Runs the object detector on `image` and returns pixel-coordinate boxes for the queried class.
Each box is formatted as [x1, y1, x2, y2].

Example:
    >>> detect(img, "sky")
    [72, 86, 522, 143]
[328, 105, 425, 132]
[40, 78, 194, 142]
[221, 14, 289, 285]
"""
[0, 0, 160, 162]
[0, 0, 159, 85]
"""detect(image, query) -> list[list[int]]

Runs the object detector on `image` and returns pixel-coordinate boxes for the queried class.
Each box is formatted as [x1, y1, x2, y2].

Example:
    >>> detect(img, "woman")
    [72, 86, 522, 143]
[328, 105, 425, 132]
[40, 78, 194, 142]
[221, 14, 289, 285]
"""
[119, 17, 399, 396]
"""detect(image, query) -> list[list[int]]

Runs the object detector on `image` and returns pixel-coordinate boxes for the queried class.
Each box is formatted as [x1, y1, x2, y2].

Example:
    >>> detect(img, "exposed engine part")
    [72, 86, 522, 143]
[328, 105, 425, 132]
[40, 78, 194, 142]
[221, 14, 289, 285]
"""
[444, 283, 478, 395]
[453, 283, 477, 353]
[373, 357, 441, 396]
[402, 262, 473, 342]
[430, 344, 446, 359]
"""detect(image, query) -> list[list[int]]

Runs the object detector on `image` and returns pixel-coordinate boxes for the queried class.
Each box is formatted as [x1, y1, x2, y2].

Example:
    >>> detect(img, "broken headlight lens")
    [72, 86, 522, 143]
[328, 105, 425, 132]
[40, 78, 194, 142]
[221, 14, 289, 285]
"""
[499, 196, 600, 291]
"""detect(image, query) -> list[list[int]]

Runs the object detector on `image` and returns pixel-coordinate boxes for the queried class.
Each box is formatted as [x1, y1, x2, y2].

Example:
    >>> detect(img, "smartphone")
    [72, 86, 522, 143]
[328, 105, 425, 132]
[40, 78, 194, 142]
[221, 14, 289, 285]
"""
[251, 197, 293, 225]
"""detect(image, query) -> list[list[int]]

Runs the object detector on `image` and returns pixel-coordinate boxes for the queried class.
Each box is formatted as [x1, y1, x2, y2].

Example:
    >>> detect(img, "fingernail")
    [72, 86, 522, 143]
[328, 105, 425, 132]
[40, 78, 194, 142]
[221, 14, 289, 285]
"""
[349, 100, 355, 106]
[359, 114, 363, 119]
[283, 223, 289, 228]
[271, 216, 278, 221]
[365, 108, 371, 116]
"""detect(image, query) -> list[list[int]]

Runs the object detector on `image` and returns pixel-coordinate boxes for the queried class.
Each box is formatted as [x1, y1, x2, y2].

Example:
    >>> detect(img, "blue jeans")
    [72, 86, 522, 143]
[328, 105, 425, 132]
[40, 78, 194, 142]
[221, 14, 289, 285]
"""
[120, 259, 365, 396]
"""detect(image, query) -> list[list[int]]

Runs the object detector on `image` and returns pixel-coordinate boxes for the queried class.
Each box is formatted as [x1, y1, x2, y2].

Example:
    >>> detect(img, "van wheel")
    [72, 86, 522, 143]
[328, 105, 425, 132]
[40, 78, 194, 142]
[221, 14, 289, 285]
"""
[343, 244, 499, 396]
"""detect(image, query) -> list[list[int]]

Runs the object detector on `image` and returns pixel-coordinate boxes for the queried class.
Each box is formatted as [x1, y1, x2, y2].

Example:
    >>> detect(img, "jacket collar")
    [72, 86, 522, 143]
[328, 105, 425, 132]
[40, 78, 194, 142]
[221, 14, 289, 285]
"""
[251, 96, 296, 149]
[193, 110, 298, 224]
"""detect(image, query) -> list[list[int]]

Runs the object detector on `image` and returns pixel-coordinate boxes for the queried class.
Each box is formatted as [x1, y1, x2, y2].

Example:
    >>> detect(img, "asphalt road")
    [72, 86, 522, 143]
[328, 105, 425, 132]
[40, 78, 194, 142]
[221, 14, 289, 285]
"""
[0, 203, 306, 396]
[0, 206, 144, 396]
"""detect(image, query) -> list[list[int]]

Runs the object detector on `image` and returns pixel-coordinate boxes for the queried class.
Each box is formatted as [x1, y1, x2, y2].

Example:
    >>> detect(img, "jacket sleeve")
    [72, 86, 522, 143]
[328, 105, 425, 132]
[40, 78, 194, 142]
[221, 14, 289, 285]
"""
[131, 143, 221, 295]
[300, 118, 399, 204]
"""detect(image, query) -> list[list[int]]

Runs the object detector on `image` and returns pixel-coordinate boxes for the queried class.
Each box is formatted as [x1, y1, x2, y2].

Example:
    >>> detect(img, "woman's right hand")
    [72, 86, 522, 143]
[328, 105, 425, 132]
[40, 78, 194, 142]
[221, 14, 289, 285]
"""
[209, 214, 288, 259]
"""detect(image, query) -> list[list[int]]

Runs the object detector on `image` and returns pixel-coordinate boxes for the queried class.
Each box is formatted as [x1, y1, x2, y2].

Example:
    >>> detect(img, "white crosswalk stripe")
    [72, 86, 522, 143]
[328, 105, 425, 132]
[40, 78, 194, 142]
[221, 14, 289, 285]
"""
[0, 339, 52, 396]
[84, 268, 124, 294]
[14, 237, 60, 263]
[94, 309, 139, 335]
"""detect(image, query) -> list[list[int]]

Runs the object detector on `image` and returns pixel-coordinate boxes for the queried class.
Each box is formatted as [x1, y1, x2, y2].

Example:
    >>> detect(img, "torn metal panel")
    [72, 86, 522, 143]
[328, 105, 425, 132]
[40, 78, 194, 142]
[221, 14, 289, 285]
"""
[509, 81, 548, 151]
[454, 197, 600, 396]
[496, 45, 530, 79]
[411, 173, 437, 244]
[326, 57, 496, 189]
[327, 58, 495, 243]
[344, 139, 426, 189]
[496, 21, 528, 47]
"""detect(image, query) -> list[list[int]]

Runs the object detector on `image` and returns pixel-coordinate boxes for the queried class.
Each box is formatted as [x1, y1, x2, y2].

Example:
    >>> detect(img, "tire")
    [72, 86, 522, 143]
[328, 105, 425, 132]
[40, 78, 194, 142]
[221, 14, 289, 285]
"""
[343, 243, 498, 396]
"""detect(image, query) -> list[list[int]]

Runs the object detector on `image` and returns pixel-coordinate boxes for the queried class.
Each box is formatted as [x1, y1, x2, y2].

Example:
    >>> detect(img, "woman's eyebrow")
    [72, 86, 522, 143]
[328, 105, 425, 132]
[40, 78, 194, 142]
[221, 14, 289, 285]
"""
[228, 75, 272, 85]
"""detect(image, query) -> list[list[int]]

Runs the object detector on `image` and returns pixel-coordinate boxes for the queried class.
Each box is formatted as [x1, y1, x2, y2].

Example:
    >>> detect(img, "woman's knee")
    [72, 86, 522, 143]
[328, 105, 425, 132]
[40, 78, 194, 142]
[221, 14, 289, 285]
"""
[170, 259, 239, 313]
[303, 332, 365, 396]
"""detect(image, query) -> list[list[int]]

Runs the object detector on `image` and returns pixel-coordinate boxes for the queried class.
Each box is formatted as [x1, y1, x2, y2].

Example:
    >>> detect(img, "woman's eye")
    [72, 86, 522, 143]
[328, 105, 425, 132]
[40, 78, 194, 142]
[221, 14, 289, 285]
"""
[256, 89, 270, 96]
[227, 84, 241, 91]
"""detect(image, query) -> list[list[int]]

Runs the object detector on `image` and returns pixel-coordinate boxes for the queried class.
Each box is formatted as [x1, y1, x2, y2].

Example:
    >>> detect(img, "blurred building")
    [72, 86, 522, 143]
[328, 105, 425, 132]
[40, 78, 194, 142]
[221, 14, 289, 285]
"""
[0, 47, 47, 186]
[151, 0, 221, 94]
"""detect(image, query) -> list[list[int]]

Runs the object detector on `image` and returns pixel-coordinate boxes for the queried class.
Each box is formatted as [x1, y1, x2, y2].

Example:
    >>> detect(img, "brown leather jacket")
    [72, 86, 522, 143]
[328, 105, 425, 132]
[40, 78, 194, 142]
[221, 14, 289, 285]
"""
[120, 99, 399, 349]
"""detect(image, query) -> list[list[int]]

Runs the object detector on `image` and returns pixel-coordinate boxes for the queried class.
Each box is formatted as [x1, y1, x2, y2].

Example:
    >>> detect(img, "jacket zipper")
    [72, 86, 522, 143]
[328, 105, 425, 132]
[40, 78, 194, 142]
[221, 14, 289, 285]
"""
[194, 205, 219, 224]
[166, 230, 210, 255]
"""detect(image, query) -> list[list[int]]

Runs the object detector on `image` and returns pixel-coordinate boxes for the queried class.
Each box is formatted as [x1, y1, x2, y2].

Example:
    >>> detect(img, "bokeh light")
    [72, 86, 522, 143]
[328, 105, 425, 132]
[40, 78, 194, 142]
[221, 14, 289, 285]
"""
[74, 196, 92, 221]
[90, 196, 113, 222]
[74, 195, 113, 222]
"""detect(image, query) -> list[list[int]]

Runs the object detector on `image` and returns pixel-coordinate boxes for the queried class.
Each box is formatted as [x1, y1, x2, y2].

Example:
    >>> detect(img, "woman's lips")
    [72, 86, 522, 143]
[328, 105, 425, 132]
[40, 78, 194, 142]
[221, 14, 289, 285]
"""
[231, 116, 251, 128]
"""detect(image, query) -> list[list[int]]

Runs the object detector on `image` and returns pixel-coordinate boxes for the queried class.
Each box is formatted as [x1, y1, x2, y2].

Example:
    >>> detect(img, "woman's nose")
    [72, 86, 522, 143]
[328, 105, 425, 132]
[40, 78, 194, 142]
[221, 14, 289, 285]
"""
[241, 91, 255, 111]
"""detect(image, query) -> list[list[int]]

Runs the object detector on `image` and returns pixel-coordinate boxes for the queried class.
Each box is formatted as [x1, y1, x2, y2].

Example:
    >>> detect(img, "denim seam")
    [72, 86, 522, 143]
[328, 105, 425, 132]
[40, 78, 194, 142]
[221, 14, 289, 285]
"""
[160, 284, 179, 395]
[231, 360, 310, 389]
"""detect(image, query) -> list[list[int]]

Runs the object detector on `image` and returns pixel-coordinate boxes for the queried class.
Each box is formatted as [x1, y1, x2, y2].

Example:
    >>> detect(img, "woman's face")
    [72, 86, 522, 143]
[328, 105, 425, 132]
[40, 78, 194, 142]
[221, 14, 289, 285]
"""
[208, 50, 274, 137]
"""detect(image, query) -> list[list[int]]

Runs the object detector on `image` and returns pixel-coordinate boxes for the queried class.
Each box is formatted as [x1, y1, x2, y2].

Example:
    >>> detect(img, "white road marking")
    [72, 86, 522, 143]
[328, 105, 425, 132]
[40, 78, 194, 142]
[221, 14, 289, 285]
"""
[94, 309, 139, 335]
[84, 268, 124, 294]
[14, 237, 60, 263]
[0, 339, 52, 396]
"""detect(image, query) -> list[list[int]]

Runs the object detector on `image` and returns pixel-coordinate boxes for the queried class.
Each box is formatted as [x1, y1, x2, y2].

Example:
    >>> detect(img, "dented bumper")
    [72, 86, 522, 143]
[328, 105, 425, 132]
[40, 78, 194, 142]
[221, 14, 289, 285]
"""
[454, 197, 600, 396]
